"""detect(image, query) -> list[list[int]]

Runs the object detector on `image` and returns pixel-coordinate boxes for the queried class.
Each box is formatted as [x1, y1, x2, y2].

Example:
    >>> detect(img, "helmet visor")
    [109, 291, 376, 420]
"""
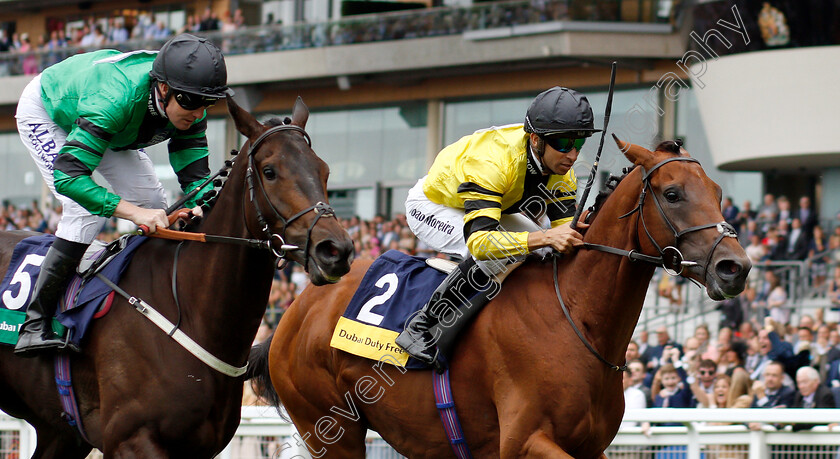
[173, 90, 219, 111]
[543, 136, 585, 153]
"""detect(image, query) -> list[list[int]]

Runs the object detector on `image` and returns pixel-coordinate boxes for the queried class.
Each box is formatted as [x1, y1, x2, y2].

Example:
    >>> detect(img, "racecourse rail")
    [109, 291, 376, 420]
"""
[2, 407, 840, 458]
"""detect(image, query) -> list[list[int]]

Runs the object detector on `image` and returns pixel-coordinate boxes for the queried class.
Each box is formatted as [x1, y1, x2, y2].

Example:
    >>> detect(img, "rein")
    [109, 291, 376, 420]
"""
[143, 123, 337, 269]
[552, 255, 625, 371]
[555, 155, 738, 372]
[585, 156, 737, 278]
[118, 122, 337, 377]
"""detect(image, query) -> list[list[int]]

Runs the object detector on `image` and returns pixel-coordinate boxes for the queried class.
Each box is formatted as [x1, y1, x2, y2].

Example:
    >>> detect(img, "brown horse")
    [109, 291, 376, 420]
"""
[0, 97, 353, 457]
[249, 137, 751, 458]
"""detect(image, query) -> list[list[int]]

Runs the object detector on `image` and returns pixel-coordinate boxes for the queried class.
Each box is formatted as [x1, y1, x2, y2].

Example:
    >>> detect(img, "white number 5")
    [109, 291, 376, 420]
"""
[356, 273, 398, 326]
[2, 253, 45, 310]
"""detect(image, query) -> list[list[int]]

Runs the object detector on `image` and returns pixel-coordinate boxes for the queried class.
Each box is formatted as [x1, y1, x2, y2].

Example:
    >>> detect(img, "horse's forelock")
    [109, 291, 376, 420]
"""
[264, 117, 286, 128]
[653, 139, 684, 156]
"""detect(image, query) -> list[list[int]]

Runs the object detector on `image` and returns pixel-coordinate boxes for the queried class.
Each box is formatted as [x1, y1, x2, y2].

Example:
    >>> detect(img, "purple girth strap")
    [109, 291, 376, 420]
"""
[433, 369, 472, 459]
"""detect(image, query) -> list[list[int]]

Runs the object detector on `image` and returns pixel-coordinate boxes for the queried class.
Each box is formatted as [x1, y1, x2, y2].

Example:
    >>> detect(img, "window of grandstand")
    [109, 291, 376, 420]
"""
[262, 103, 427, 184]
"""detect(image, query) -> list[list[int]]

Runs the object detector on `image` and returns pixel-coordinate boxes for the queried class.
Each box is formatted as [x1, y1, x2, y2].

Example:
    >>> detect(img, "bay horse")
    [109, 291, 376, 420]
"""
[249, 136, 751, 458]
[0, 97, 353, 457]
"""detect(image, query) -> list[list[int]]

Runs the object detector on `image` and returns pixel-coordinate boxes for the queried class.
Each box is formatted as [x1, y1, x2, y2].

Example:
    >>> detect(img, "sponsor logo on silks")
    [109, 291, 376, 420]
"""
[330, 316, 409, 366]
[27, 123, 58, 170]
[408, 209, 455, 235]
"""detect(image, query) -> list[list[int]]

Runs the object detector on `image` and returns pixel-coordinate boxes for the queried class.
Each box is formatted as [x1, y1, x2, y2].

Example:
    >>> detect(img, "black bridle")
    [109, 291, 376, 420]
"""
[244, 123, 337, 271]
[553, 155, 738, 372]
[585, 156, 737, 278]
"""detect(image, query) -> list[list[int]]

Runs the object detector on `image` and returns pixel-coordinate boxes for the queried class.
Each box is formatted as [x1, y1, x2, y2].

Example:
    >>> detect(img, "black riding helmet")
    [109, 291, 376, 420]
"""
[524, 87, 601, 138]
[150, 33, 234, 100]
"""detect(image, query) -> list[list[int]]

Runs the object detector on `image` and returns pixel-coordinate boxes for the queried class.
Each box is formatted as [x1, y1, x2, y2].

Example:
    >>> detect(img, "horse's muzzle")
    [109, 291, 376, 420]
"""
[309, 238, 354, 285]
[707, 255, 751, 300]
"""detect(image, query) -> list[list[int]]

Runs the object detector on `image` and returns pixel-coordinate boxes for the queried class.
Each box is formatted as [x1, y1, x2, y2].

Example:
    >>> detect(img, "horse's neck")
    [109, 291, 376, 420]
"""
[563, 173, 656, 359]
[180, 158, 274, 355]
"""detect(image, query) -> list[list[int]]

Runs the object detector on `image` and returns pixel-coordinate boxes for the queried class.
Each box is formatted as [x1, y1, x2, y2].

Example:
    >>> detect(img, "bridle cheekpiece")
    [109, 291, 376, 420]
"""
[244, 123, 336, 270]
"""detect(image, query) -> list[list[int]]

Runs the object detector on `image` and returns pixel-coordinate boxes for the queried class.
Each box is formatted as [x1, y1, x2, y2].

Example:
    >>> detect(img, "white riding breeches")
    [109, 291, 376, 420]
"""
[405, 176, 549, 276]
[15, 75, 167, 244]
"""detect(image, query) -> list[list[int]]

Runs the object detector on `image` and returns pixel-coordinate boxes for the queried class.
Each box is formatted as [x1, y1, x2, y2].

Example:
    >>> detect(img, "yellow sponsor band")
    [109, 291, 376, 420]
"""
[330, 316, 409, 366]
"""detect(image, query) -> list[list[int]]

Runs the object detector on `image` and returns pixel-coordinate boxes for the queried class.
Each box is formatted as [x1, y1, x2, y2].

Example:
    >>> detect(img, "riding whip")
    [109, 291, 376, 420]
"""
[570, 61, 617, 231]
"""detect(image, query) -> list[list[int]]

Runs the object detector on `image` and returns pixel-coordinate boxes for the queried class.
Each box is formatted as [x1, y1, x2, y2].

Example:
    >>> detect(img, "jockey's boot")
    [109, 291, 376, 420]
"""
[14, 238, 87, 357]
[395, 257, 498, 371]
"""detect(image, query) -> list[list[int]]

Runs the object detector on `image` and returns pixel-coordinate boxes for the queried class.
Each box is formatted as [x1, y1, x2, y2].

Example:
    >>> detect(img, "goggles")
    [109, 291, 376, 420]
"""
[543, 136, 585, 153]
[173, 91, 218, 111]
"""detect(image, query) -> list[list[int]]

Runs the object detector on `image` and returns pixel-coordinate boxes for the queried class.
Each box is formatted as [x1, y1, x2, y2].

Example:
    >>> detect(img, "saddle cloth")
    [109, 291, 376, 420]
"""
[331, 250, 447, 369]
[0, 234, 147, 347]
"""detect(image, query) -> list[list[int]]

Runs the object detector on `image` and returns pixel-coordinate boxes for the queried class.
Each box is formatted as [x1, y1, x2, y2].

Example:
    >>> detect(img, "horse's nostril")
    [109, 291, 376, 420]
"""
[716, 259, 742, 279]
[315, 239, 351, 264]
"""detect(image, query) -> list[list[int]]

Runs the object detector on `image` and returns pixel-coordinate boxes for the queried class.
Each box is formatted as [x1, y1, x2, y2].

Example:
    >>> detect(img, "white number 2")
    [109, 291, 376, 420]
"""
[1, 253, 45, 310]
[356, 273, 398, 326]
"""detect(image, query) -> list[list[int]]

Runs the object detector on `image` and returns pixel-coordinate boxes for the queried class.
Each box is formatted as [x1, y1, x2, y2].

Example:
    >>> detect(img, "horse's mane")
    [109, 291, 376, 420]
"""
[583, 138, 684, 224]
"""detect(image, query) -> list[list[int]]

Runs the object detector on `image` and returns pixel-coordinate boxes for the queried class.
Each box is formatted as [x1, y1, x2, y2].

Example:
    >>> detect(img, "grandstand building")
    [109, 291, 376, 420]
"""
[0, 0, 837, 227]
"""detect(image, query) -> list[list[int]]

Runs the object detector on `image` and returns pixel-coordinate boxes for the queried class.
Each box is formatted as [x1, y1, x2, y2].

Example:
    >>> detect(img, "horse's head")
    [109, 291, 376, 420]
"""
[227, 96, 354, 285]
[612, 135, 751, 300]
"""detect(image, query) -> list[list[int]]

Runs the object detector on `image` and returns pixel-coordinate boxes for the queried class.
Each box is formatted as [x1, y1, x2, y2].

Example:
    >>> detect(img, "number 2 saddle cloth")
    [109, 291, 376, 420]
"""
[331, 249, 447, 370]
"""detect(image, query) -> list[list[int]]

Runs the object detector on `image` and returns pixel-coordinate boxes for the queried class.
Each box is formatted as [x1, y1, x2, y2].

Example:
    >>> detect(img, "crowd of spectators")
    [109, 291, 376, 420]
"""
[1, 0, 838, 78]
[624, 316, 840, 433]
[622, 192, 840, 437]
[0, 0, 685, 77]
[656, 193, 840, 327]
[1, 200, 56, 233]
[0, 8, 245, 76]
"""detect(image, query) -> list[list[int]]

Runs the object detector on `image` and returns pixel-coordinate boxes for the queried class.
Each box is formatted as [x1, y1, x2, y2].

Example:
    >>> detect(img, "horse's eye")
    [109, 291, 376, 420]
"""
[664, 190, 680, 203]
[263, 166, 277, 180]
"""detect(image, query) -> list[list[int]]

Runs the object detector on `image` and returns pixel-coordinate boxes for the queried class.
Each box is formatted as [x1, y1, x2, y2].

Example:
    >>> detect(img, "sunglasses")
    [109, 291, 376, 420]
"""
[173, 91, 218, 111]
[543, 136, 585, 153]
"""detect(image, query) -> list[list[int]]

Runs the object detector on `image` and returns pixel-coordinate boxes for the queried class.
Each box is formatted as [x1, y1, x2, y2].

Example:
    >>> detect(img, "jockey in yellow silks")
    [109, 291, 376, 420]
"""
[396, 87, 601, 369]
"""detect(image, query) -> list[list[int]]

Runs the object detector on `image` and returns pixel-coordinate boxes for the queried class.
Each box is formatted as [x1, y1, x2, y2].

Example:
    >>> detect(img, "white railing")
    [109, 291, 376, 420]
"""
[614, 409, 840, 459]
[2, 408, 840, 458]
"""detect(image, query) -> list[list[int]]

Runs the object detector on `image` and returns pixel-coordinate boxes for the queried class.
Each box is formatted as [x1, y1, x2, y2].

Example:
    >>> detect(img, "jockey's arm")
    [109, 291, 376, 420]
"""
[527, 223, 584, 254]
[462, 185, 584, 259]
[464, 215, 583, 260]
[169, 115, 213, 209]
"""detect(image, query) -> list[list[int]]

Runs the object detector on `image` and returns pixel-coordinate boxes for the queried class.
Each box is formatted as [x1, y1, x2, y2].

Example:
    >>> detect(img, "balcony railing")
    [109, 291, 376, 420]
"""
[0, 0, 674, 77]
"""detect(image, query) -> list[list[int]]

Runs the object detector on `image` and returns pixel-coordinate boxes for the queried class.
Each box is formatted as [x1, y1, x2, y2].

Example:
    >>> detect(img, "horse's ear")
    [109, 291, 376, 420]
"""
[612, 134, 654, 166]
[227, 95, 263, 139]
[291, 97, 309, 129]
